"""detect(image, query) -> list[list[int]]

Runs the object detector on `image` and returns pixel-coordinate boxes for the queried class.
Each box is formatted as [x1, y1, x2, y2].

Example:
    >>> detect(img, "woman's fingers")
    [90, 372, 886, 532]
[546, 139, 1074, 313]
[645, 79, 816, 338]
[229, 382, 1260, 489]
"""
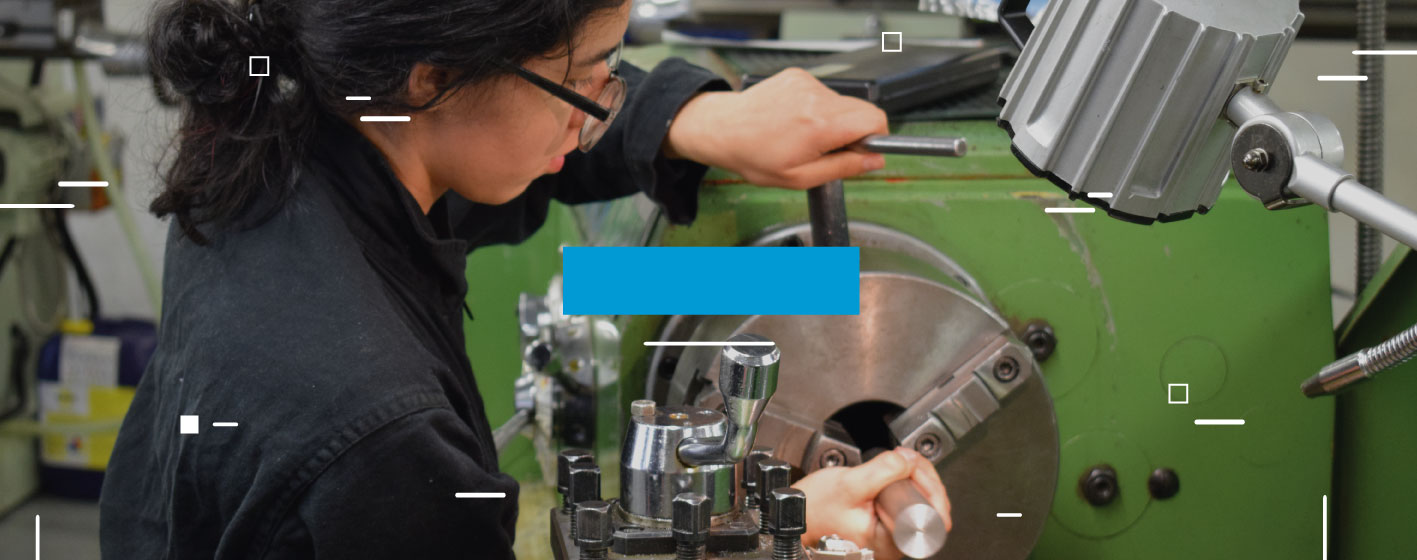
[898, 447, 953, 532]
[767, 151, 885, 190]
[842, 448, 916, 504]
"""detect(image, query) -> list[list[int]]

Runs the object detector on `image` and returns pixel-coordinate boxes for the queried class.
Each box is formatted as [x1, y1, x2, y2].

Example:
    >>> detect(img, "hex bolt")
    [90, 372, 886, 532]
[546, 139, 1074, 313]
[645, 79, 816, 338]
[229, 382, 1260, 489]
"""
[672, 492, 711, 560]
[914, 433, 941, 459]
[1242, 148, 1271, 171]
[557, 449, 594, 513]
[1080, 464, 1119, 507]
[743, 447, 774, 509]
[818, 448, 846, 469]
[575, 500, 613, 560]
[567, 463, 601, 540]
[768, 488, 807, 560]
[1023, 321, 1057, 362]
[1148, 468, 1180, 500]
[630, 399, 656, 417]
[757, 458, 793, 534]
[993, 356, 1020, 383]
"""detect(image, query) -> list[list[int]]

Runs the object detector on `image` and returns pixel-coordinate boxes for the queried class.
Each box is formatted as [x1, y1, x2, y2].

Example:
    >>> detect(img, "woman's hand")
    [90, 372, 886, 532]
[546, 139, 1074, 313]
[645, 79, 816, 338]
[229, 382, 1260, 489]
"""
[790, 448, 951, 560]
[664, 67, 890, 190]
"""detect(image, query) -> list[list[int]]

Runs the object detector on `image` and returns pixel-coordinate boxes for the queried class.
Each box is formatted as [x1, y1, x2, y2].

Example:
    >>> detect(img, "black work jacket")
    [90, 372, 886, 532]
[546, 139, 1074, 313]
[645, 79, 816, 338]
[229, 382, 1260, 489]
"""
[99, 58, 727, 559]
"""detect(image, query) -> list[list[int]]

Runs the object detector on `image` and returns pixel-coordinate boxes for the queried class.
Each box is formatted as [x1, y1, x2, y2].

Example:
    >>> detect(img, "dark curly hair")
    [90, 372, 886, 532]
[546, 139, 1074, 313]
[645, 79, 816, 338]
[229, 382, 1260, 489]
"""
[148, 0, 625, 245]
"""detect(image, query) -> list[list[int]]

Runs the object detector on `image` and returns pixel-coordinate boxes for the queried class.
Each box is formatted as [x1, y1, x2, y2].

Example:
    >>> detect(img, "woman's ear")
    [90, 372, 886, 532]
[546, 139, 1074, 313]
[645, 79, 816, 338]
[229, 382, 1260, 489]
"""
[407, 62, 452, 108]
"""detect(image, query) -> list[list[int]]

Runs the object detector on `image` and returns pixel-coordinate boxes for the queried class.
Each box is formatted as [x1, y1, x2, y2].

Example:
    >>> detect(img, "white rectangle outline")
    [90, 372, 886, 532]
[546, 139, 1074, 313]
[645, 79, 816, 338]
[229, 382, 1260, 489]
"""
[1167, 383, 1189, 404]
[881, 32, 903, 52]
[249, 56, 270, 77]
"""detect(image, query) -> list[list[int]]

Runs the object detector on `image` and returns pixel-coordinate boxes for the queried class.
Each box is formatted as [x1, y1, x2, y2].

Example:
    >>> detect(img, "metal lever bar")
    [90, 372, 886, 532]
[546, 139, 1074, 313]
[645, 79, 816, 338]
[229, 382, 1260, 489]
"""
[807, 135, 969, 247]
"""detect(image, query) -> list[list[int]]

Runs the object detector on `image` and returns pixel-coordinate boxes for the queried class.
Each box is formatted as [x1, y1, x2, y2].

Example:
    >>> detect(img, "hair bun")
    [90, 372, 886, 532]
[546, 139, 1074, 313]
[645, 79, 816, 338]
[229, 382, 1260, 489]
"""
[148, 0, 264, 106]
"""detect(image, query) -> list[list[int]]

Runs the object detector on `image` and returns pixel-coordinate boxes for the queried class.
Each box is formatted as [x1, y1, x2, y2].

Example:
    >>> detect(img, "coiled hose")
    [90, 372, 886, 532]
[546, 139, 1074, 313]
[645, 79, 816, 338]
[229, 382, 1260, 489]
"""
[1356, 0, 1386, 291]
[1303, 322, 1417, 397]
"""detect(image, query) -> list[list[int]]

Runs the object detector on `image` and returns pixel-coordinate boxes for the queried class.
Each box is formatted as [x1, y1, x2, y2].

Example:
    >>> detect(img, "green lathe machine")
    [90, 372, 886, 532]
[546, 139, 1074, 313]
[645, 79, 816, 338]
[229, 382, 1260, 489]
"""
[471, 11, 1417, 558]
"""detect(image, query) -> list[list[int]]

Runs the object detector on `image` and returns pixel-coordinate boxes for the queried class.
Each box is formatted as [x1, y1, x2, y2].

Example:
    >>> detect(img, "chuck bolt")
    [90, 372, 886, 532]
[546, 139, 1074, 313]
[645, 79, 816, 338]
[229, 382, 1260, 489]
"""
[1080, 464, 1119, 507]
[673, 492, 711, 560]
[567, 463, 601, 540]
[575, 500, 613, 560]
[756, 458, 792, 534]
[557, 449, 594, 513]
[768, 488, 807, 560]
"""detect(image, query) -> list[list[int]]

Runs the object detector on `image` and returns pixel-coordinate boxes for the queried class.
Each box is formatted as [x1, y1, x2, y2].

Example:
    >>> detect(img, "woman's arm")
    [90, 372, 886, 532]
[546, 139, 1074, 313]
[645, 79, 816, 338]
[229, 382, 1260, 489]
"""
[265, 408, 519, 559]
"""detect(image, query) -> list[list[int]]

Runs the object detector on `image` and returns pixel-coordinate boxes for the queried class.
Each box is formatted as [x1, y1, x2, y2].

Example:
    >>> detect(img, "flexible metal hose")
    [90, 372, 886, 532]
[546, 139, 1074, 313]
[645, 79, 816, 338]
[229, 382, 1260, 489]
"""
[1357, 0, 1386, 291]
[1302, 322, 1417, 397]
[1365, 322, 1417, 372]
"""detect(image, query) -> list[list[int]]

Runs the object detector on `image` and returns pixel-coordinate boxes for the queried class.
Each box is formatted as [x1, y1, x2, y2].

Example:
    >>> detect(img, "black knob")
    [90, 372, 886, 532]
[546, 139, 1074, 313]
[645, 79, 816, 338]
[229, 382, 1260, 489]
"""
[768, 488, 806, 560]
[743, 447, 774, 507]
[568, 463, 601, 505]
[557, 449, 594, 497]
[673, 492, 711, 560]
[1148, 468, 1180, 500]
[1080, 465, 1119, 507]
[575, 500, 613, 560]
[567, 463, 601, 540]
[756, 458, 793, 534]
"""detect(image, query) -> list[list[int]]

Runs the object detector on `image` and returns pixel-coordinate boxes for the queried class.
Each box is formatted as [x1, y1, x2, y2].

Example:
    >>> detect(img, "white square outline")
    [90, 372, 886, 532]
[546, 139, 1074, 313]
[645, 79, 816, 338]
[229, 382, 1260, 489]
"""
[249, 56, 270, 77]
[1167, 384, 1189, 404]
[180, 415, 200, 434]
[881, 32, 903, 53]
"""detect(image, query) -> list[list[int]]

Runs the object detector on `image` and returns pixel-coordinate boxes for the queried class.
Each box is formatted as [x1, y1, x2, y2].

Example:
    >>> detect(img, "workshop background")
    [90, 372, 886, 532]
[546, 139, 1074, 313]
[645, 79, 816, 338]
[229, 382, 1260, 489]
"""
[2, 0, 1416, 558]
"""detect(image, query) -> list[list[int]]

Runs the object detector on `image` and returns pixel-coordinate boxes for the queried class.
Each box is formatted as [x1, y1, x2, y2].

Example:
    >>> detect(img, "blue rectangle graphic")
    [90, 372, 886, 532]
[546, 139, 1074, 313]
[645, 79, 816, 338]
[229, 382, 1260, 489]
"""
[562, 247, 860, 315]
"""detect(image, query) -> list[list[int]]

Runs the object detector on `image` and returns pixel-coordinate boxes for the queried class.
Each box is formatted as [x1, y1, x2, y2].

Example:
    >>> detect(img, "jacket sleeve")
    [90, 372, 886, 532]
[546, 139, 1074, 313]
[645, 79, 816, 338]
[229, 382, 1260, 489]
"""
[448, 57, 731, 250]
[265, 408, 521, 559]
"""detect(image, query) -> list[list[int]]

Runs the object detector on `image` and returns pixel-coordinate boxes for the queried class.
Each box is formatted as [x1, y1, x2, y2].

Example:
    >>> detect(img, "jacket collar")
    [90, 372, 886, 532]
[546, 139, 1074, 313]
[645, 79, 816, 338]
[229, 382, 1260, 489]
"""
[306, 115, 469, 300]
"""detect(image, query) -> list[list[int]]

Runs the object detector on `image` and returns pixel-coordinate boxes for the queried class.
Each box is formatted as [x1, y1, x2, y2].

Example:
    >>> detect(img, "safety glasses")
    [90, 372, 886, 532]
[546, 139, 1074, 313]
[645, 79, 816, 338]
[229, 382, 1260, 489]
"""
[508, 39, 627, 152]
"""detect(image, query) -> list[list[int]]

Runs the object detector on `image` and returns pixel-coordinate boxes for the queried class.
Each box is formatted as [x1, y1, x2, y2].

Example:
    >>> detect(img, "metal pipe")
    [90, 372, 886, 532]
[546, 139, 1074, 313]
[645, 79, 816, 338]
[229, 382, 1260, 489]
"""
[863, 448, 947, 558]
[1357, 0, 1387, 291]
[852, 135, 968, 157]
[1302, 322, 1417, 397]
[807, 180, 851, 247]
[1288, 156, 1417, 250]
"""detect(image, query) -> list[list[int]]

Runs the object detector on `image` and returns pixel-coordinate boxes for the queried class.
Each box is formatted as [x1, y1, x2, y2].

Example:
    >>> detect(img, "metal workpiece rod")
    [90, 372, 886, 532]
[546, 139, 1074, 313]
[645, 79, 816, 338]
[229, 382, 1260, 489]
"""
[851, 135, 968, 157]
[1225, 88, 1283, 125]
[492, 408, 532, 453]
[1288, 156, 1417, 250]
[862, 448, 946, 559]
[678, 334, 781, 466]
[1303, 322, 1417, 397]
[808, 180, 851, 247]
[876, 479, 948, 558]
[1357, 0, 1387, 291]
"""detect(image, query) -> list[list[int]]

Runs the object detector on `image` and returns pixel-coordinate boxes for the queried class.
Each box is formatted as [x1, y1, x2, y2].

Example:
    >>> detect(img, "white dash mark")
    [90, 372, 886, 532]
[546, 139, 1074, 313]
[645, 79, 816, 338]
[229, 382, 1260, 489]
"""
[1194, 419, 1245, 426]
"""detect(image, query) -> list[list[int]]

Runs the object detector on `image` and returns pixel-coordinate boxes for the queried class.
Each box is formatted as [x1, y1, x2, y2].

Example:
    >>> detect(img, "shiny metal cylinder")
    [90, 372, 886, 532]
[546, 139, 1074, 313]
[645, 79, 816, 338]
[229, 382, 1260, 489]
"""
[877, 480, 947, 558]
[620, 406, 735, 520]
[679, 334, 781, 466]
[855, 135, 967, 157]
